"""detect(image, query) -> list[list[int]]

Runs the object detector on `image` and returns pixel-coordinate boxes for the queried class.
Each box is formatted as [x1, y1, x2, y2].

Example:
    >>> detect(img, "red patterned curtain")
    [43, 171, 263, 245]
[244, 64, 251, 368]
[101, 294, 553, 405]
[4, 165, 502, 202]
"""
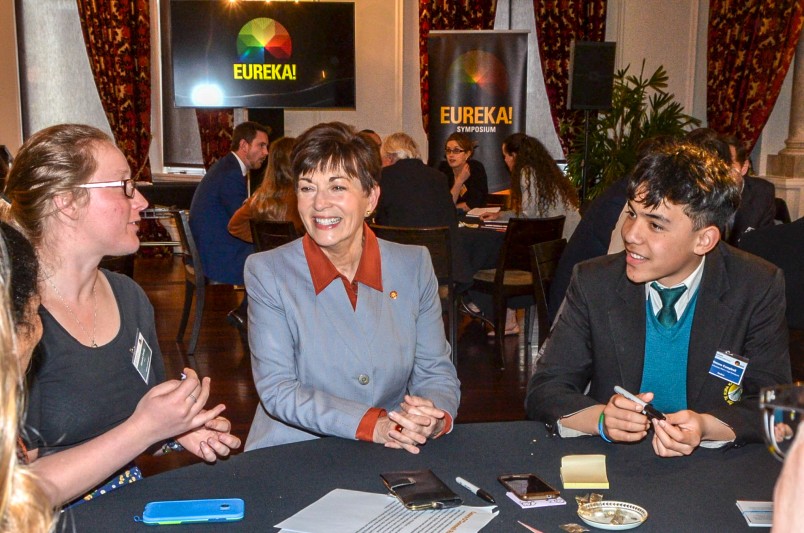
[419, 1, 497, 134]
[76, 0, 153, 181]
[195, 110, 235, 169]
[707, 0, 804, 152]
[532, 0, 607, 155]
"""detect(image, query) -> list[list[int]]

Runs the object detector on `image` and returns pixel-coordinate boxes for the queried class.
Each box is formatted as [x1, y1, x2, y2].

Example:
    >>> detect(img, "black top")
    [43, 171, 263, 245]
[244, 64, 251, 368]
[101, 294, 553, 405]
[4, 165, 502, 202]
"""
[24, 270, 166, 455]
[437, 159, 489, 209]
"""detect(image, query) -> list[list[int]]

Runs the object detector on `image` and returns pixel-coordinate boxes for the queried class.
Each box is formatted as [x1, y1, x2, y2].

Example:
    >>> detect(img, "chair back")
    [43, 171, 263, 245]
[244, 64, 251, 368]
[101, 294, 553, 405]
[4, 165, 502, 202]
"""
[370, 224, 457, 364]
[172, 209, 206, 287]
[369, 225, 452, 284]
[775, 197, 792, 224]
[530, 239, 567, 346]
[495, 216, 565, 283]
[250, 220, 299, 253]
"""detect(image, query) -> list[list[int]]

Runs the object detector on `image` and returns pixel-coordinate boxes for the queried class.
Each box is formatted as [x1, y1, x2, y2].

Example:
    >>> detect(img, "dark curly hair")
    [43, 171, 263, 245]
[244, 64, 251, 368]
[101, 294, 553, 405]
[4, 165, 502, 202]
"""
[503, 133, 579, 215]
[627, 140, 740, 231]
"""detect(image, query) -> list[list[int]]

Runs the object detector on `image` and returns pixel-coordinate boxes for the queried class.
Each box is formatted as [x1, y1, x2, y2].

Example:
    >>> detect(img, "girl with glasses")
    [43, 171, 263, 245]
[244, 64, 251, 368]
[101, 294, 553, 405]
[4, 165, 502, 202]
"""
[3, 124, 241, 507]
[437, 132, 488, 212]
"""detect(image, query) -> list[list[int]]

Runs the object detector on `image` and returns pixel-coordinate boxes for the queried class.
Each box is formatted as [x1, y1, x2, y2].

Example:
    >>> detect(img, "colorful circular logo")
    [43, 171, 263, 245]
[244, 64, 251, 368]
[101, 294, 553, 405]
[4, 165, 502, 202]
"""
[447, 50, 509, 97]
[237, 18, 292, 62]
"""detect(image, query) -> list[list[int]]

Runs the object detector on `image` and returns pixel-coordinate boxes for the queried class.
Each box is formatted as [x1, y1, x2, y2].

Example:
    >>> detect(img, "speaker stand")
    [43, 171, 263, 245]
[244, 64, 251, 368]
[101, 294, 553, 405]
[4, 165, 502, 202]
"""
[580, 109, 592, 205]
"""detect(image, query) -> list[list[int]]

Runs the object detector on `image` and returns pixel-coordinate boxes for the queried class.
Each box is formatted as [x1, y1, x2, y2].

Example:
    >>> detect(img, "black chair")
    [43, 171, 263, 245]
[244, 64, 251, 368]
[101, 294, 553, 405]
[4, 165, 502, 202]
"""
[471, 216, 565, 369]
[250, 220, 299, 253]
[775, 197, 792, 224]
[369, 225, 458, 366]
[171, 209, 225, 355]
[530, 239, 567, 351]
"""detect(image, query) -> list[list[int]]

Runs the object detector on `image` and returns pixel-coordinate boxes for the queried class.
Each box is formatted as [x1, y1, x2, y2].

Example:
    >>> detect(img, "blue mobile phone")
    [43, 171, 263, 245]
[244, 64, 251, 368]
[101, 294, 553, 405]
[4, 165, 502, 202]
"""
[138, 498, 244, 525]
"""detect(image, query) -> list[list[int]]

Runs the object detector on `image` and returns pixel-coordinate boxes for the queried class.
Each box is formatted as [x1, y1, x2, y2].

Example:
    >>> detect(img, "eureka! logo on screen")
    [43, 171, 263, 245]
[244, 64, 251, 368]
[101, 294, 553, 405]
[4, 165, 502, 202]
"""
[233, 17, 297, 81]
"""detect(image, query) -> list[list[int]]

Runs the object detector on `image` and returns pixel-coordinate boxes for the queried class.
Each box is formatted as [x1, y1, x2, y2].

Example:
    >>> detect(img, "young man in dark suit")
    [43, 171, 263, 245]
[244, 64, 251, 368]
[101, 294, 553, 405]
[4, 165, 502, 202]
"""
[526, 140, 790, 456]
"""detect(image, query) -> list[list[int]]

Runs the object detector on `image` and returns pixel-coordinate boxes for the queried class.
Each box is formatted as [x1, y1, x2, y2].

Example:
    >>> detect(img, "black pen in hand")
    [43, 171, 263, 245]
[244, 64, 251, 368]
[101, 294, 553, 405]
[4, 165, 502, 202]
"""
[456, 477, 496, 504]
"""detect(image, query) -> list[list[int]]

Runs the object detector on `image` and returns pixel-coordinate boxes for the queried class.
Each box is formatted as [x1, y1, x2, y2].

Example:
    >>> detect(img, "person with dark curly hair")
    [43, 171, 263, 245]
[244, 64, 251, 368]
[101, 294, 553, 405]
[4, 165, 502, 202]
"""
[482, 133, 580, 239]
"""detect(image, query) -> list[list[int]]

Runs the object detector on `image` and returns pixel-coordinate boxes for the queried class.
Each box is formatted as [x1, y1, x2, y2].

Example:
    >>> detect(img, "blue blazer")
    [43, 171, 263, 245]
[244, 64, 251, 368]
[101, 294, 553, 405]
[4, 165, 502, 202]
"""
[244, 238, 461, 450]
[189, 153, 254, 284]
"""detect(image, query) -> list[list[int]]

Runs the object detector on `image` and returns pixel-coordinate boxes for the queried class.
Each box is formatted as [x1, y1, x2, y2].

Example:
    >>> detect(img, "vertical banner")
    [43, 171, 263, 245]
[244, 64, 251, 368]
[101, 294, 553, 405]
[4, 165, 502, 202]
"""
[428, 31, 527, 193]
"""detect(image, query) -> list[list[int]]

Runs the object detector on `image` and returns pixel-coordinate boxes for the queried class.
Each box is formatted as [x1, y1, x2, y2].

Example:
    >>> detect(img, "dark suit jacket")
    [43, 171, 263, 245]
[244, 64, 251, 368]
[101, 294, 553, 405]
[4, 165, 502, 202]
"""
[437, 159, 488, 209]
[376, 158, 472, 284]
[527, 243, 790, 445]
[740, 217, 804, 329]
[729, 176, 775, 246]
[189, 153, 254, 285]
[548, 177, 628, 322]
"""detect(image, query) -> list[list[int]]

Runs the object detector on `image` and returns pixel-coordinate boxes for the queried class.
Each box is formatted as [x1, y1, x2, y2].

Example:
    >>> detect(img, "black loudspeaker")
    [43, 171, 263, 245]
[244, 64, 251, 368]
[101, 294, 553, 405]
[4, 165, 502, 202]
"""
[567, 41, 616, 110]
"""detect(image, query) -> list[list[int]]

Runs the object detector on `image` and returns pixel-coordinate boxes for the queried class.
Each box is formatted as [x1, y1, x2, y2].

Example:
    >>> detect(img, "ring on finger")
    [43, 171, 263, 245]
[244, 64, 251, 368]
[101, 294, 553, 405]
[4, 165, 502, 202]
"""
[394, 424, 404, 433]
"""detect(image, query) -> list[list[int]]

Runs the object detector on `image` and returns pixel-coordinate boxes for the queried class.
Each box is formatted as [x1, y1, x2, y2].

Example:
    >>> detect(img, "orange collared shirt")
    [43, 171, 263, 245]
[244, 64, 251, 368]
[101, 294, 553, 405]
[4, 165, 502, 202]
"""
[302, 223, 382, 310]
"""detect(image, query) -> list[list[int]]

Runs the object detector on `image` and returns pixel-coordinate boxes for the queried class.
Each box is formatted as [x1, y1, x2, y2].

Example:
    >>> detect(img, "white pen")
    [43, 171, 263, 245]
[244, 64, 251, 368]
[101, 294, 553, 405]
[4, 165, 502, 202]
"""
[455, 476, 496, 504]
[613, 385, 666, 420]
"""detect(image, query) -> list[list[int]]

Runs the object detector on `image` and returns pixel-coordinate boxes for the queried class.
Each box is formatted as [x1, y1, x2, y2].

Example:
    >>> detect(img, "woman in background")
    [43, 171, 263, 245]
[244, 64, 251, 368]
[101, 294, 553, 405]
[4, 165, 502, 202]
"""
[438, 132, 488, 211]
[0, 225, 53, 532]
[228, 136, 302, 241]
[4, 124, 240, 506]
[483, 133, 580, 239]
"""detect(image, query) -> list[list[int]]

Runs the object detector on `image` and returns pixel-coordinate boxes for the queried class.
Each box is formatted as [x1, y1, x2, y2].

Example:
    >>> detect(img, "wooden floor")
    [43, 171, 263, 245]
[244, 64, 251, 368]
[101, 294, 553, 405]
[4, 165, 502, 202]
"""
[134, 255, 804, 476]
[134, 255, 534, 476]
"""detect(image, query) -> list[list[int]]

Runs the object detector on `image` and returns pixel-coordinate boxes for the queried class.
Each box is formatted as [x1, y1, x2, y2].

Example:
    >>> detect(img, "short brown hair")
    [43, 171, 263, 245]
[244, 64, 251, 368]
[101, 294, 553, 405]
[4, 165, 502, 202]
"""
[231, 121, 270, 152]
[291, 122, 380, 195]
[445, 132, 475, 155]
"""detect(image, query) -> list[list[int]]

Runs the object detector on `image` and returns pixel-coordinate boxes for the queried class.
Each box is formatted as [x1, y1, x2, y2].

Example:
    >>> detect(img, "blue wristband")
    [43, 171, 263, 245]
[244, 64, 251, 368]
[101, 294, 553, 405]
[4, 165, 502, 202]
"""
[598, 412, 613, 443]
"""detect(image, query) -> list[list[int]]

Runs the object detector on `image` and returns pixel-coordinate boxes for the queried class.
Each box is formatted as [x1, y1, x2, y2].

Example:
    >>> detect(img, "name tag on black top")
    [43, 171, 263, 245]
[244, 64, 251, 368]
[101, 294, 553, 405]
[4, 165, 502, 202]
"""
[132, 330, 153, 384]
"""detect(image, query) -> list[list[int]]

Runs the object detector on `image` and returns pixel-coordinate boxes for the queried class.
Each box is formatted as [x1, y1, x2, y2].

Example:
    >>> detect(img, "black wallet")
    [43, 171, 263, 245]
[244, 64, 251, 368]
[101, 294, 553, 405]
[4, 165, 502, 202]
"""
[380, 469, 463, 511]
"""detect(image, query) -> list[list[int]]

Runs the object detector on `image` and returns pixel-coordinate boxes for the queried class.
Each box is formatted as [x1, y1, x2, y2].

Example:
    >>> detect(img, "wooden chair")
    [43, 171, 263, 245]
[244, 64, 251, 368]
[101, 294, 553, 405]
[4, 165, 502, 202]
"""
[250, 220, 299, 253]
[530, 238, 567, 350]
[471, 216, 565, 369]
[170, 209, 223, 355]
[369, 224, 458, 366]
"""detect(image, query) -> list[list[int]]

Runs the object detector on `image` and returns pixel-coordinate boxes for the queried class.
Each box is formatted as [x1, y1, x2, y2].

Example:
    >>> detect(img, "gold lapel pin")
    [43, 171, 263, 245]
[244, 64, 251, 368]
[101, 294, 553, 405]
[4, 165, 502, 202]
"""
[389, 290, 398, 299]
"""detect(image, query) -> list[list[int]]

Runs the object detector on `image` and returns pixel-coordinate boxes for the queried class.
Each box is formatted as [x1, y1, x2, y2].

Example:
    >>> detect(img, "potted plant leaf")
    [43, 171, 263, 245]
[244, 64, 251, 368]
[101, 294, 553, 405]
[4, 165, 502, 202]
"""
[562, 61, 701, 200]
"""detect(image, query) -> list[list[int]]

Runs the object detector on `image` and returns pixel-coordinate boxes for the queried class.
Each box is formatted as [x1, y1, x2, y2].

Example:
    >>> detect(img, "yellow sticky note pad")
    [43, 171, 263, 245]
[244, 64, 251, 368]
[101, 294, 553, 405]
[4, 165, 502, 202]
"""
[560, 454, 610, 489]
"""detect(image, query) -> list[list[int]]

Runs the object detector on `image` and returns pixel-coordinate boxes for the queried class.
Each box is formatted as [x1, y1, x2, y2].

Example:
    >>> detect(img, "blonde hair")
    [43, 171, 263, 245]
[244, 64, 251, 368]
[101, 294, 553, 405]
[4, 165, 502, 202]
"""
[249, 137, 297, 221]
[381, 133, 421, 163]
[0, 228, 54, 532]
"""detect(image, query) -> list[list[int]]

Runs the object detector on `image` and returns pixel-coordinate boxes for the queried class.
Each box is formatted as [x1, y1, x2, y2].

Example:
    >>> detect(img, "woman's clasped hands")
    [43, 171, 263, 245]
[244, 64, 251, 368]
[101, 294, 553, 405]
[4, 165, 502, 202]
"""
[129, 367, 241, 462]
[374, 395, 448, 454]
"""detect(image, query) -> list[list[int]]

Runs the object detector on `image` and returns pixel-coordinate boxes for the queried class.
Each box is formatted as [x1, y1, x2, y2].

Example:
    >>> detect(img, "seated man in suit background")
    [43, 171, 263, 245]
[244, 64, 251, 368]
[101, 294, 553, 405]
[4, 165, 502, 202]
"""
[721, 134, 776, 246]
[527, 140, 790, 456]
[189, 121, 269, 327]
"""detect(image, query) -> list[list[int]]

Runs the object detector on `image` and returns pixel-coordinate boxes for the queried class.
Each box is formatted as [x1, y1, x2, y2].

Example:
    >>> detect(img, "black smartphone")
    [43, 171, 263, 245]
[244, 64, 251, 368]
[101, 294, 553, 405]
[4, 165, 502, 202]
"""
[498, 474, 560, 500]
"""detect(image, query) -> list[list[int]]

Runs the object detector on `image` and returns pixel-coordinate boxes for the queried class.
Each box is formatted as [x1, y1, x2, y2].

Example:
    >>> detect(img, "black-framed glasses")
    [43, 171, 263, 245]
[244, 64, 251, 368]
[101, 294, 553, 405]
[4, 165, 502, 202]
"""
[77, 179, 137, 198]
[759, 383, 804, 461]
[444, 148, 465, 155]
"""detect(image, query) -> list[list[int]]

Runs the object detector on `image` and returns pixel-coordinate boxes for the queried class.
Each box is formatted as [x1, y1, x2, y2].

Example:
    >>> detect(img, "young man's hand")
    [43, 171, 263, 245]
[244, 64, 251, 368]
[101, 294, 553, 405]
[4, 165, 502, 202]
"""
[601, 391, 653, 442]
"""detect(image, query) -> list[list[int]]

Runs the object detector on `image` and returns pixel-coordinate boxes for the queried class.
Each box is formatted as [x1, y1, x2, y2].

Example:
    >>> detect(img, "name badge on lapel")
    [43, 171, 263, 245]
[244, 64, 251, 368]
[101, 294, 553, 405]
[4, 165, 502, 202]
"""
[132, 330, 153, 384]
[708, 350, 748, 386]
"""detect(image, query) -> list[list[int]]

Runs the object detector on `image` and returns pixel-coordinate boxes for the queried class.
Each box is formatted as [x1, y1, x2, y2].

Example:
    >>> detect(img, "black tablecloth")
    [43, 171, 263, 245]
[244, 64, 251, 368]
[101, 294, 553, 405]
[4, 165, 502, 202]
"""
[60, 421, 780, 532]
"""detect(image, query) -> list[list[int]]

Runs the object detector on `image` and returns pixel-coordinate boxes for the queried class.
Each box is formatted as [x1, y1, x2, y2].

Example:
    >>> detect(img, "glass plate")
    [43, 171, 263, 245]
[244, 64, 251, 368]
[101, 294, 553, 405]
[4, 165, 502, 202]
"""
[577, 501, 648, 530]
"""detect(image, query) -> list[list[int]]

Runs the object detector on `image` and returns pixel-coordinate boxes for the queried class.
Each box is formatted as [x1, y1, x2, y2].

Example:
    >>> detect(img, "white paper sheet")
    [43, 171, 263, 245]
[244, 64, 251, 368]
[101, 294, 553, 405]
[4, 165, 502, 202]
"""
[276, 488, 498, 533]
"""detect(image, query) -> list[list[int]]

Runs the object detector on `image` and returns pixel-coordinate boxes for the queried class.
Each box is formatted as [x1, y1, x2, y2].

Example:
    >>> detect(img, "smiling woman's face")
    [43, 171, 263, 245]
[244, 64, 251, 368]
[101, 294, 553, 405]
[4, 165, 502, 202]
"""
[297, 166, 379, 262]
